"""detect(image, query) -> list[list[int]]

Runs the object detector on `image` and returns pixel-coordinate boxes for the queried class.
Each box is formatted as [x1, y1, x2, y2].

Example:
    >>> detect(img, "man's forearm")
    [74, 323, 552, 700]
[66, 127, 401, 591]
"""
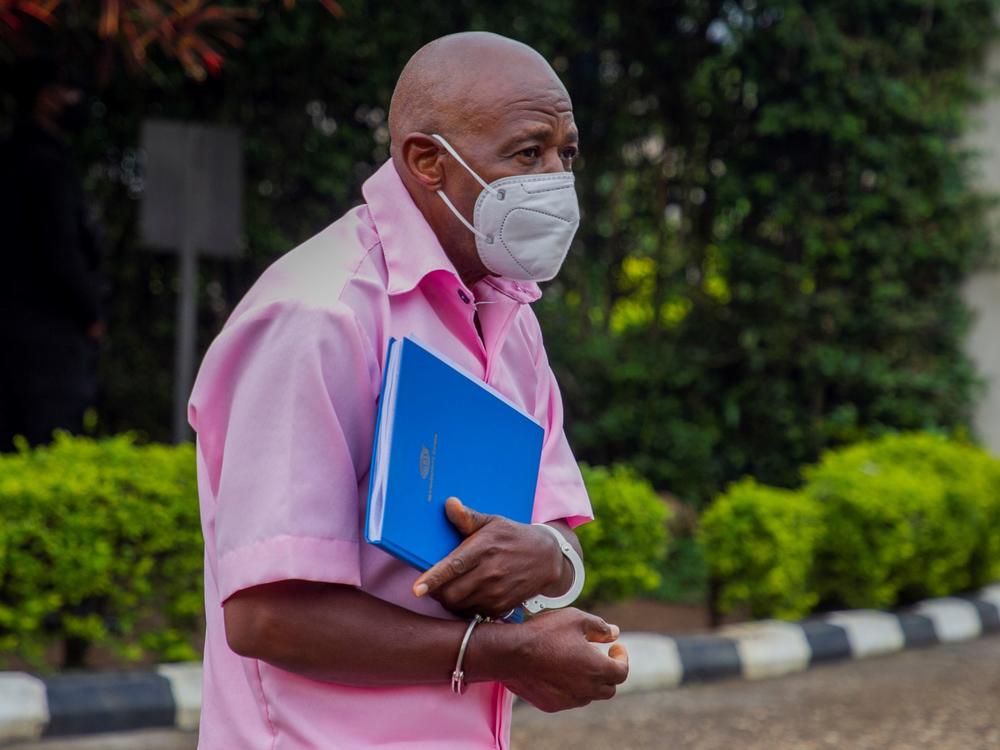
[223, 579, 514, 687]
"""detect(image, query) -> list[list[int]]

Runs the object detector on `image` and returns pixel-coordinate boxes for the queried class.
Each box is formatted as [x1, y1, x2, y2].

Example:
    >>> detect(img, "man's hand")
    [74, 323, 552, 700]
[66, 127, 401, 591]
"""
[412, 496, 569, 619]
[471, 608, 629, 712]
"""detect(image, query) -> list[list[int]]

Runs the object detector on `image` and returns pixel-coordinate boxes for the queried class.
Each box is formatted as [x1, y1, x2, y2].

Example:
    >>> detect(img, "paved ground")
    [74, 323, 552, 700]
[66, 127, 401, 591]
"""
[512, 635, 1000, 750]
[12, 635, 1000, 750]
[5, 730, 196, 749]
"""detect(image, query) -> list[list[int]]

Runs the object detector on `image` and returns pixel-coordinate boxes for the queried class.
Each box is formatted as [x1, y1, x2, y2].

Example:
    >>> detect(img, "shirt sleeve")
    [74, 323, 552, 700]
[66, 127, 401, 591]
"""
[526, 316, 593, 529]
[188, 300, 380, 604]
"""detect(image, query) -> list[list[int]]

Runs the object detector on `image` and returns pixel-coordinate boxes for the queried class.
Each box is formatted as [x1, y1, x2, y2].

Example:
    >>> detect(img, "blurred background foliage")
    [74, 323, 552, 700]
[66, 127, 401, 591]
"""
[700, 432, 1000, 620]
[1, 0, 998, 511]
[576, 464, 671, 606]
[0, 434, 666, 669]
[0, 434, 201, 669]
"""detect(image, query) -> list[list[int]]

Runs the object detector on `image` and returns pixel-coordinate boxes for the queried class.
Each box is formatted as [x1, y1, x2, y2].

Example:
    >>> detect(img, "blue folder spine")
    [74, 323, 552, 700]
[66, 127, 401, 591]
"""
[363, 337, 397, 548]
[373, 536, 433, 573]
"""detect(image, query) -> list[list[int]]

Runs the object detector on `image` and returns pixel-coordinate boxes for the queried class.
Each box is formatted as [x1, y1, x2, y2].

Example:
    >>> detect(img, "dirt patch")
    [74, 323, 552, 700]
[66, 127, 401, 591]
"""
[591, 598, 743, 635]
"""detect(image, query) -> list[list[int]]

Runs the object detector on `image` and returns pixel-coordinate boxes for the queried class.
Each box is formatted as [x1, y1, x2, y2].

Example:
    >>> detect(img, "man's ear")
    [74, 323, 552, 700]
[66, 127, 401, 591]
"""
[400, 133, 445, 192]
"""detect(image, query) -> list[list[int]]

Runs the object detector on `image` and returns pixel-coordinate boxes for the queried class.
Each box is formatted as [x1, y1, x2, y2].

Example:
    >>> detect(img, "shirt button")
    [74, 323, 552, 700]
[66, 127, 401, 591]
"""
[457, 290, 470, 304]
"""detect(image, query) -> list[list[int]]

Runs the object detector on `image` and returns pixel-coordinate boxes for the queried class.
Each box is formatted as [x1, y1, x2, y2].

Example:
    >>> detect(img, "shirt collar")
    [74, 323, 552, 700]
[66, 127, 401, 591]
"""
[476, 276, 542, 305]
[362, 160, 542, 305]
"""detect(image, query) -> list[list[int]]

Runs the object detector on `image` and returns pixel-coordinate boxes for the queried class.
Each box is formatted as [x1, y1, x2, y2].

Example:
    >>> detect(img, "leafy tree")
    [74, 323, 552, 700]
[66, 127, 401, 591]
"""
[1, 0, 996, 507]
[541, 1, 998, 503]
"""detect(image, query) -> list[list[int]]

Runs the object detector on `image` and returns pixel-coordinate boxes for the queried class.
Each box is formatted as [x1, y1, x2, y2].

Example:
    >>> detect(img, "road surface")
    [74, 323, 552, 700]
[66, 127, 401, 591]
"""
[13, 635, 1000, 750]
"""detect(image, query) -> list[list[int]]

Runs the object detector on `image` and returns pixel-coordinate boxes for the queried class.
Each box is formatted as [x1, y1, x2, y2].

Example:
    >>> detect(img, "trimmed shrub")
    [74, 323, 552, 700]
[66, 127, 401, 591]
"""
[699, 479, 823, 620]
[832, 432, 1000, 589]
[0, 434, 202, 669]
[700, 432, 1000, 619]
[806, 433, 1000, 607]
[805, 451, 952, 609]
[577, 464, 670, 606]
[0, 434, 664, 666]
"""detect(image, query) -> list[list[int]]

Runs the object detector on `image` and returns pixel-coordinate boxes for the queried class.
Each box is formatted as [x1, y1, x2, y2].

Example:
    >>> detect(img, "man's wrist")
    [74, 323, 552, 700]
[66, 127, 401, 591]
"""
[461, 620, 521, 684]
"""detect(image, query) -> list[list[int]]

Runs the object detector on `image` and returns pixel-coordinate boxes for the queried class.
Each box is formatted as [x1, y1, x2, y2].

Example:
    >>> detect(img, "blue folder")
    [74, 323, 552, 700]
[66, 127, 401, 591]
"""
[364, 336, 544, 571]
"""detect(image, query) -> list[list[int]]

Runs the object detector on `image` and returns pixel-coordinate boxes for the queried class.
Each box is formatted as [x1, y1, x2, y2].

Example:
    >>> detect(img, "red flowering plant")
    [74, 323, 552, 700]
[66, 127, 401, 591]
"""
[0, 0, 343, 81]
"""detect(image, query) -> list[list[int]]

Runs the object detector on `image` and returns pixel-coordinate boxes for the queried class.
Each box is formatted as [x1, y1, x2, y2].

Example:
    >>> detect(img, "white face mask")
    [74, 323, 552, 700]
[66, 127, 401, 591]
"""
[431, 133, 580, 282]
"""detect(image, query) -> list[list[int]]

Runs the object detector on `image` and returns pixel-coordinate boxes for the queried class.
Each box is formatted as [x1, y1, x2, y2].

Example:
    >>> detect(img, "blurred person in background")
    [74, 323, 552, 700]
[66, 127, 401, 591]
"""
[0, 55, 105, 452]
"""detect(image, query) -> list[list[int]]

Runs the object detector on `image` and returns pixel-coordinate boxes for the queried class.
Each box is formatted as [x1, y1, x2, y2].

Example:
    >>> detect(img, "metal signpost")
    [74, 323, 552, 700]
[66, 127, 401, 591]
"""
[139, 119, 244, 442]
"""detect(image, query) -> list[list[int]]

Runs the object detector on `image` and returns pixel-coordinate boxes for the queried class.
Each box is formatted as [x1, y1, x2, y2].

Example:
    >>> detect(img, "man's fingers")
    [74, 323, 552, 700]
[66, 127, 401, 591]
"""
[582, 614, 621, 643]
[608, 642, 628, 663]
[413, 499, 494, 597]
[412, 526, 489, 596]
[413, 551, 476, 597]
[435, 568, 515, 613]
[607, 642, 629, 684]
[444, 496, 494, 537]
[582, 616, 628, 684]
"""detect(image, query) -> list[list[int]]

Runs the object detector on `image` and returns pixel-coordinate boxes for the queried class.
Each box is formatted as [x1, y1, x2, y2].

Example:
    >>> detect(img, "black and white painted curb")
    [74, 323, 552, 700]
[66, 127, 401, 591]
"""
[617, 585, 1000, 689]
[0, 662, 200, 743]
[3, 585, 1000, 743]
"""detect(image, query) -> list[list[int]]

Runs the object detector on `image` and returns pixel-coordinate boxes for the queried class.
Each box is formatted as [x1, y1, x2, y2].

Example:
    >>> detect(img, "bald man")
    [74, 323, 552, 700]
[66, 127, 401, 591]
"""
[189, 32, 628, 749]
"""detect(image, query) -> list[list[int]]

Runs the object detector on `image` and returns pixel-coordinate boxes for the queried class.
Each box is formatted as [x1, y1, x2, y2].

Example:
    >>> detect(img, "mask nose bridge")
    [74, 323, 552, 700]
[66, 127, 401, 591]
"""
[516, 174, 577, 196]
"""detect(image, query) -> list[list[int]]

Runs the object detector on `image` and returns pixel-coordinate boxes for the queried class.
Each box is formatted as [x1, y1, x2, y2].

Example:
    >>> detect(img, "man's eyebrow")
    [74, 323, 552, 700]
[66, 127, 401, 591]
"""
[499, 125, 552, 150]
[500, 124, 579, 151]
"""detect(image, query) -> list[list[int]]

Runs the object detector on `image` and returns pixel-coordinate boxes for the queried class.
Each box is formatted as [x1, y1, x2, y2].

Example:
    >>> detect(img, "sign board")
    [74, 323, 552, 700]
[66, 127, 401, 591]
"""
[138, 119, 244, 442]
[140, 119, 244, 258]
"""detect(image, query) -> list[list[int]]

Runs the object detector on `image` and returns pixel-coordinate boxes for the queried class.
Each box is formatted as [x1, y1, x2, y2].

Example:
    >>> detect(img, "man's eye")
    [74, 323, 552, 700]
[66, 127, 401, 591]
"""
[518, 147, 541, 159]
[561, 147, 579, 161]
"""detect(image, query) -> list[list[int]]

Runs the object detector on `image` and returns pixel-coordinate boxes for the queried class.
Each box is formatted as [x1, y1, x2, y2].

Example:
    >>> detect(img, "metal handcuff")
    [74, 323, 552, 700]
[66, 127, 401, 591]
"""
[451, 523, 586, 694]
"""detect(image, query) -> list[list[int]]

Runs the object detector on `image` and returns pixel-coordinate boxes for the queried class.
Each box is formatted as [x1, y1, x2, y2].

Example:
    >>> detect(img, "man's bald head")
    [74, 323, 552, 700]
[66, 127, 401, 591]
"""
[388, 32, 566, 157]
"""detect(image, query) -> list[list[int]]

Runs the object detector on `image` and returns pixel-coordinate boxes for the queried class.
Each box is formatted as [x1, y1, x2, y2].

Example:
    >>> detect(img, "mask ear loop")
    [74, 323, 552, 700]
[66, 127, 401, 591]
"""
[431, 134, 500, 197]
[435, 189, 489, 241]
[431, 134, 503, 245]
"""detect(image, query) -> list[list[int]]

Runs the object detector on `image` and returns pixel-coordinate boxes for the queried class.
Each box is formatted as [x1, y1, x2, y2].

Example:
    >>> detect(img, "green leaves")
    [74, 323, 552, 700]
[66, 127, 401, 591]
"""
[0, 434, 671, 665]
[539, 0, 997, 505]
[0, 434, 201, 670]
[576, 464, 671, 606]
[700, 432, 1000, 620]
[5, 0, 995, 513]
[700, 479, 823, 620]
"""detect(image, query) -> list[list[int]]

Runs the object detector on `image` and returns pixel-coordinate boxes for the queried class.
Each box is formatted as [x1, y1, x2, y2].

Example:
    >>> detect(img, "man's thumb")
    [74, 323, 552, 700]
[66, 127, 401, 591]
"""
[444, 497, 491, 536]
[608, 642, 629, 665]
[583, 614, 621, 643]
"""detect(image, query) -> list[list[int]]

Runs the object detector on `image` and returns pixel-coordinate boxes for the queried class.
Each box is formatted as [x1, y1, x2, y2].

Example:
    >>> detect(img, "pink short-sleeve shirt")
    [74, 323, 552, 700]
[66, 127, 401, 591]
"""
[188, 160, 593, 749]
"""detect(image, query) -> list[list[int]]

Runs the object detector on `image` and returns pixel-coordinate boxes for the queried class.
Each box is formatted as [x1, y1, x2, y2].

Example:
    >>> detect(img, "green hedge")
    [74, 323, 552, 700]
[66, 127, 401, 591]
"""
[0, 435, 666, 668]
[699, 479, 822, 620]
[837, 432, 1000, 590]
[577, 464, 671, 606]
[701, 433, 1000, 619]
[0, 434, 202, 669]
